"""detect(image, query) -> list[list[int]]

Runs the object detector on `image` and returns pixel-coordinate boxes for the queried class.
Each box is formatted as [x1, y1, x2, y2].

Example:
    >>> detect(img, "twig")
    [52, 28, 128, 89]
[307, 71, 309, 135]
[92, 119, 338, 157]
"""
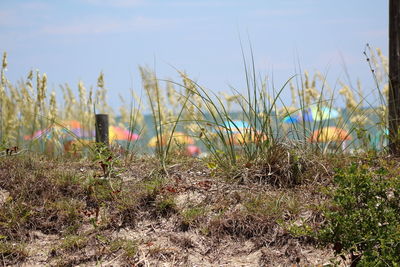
[102, 252, 124, 266]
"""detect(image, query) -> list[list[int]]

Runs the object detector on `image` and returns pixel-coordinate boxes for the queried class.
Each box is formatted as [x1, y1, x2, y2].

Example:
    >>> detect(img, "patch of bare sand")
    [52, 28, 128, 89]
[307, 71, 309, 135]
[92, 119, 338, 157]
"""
[106, 219, 337, 267]
[18, 231, 58, 267]
[14, 207, 338, 267]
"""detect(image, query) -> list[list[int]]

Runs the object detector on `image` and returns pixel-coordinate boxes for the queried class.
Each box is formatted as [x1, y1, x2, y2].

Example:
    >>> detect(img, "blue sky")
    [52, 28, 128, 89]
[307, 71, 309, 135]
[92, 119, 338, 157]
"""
[0, 0, 388, 110]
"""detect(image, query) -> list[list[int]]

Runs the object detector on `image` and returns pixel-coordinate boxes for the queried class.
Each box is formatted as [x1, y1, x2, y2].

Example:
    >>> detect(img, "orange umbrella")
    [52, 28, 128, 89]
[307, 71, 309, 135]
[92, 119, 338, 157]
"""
[109, 126, 139, 142]
[309, 127, 352, 143]
[59, 120, 82, 129]
[186, 145, 201, 157]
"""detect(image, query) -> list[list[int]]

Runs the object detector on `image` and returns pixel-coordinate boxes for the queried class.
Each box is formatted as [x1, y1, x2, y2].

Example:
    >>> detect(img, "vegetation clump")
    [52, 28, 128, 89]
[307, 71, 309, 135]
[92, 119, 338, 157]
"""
[318, 163, 400, 265]
[0, 241, 28, 265]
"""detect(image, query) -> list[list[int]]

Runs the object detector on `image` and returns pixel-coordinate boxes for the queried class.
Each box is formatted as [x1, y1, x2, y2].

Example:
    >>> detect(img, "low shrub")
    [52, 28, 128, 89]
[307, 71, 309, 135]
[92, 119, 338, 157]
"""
[318, 163, 400, 265]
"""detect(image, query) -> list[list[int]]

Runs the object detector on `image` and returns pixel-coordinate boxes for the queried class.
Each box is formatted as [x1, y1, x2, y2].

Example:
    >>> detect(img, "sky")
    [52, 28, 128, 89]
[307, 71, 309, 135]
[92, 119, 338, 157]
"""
[0, 0, 388, 111]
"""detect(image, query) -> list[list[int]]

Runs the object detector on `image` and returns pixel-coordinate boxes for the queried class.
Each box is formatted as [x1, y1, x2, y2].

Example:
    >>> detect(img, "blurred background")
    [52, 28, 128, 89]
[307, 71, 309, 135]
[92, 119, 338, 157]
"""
[0, 0, 388, 110]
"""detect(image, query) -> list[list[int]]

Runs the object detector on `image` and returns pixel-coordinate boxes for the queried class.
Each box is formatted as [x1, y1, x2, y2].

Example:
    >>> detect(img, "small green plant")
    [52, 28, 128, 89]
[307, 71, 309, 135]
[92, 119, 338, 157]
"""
[318, 163, 400, 265]
[0, 241, 28, 265]
[156, 196, 177, 215]
[143, 177, 165, 195]
[93, 143, 115, 177]
[60, 234, 88, 252]
[1, 201, 32, 226]
[56, 172, 83, 190]
[181, 206, 207, 227]
[244, 192, 302, 220]
[46, 199, 84, 234]
[91, 142, 124, 196]
[109, 238, 137, 258]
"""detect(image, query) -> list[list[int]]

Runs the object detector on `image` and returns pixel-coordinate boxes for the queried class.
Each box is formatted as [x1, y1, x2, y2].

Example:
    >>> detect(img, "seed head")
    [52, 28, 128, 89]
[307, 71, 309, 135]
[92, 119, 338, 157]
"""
[97, 72, 104, 88]
[2, 52, 7, 70]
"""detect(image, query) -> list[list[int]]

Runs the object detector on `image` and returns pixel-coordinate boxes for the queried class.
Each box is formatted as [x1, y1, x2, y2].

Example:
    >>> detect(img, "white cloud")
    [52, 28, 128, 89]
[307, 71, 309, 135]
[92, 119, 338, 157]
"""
[41, 21, 119, 35]
[164, 1, 236, 8]
[252, 7, 308, 17]
[18, 1, 51, 10]
[81, 0, 144, 7]
[39, 16, 180, 35]
[0, 2, 52, 27]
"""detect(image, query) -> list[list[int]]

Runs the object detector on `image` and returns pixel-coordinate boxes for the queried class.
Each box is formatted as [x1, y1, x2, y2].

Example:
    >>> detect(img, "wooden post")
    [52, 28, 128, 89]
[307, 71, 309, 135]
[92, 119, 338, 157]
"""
[389, 0, 400, 154]
[95, 114, 109, 147]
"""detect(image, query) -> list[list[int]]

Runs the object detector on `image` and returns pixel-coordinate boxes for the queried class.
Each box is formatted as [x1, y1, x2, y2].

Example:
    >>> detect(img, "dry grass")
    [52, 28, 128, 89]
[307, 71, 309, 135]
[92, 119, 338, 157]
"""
[0, 151, 344, 266]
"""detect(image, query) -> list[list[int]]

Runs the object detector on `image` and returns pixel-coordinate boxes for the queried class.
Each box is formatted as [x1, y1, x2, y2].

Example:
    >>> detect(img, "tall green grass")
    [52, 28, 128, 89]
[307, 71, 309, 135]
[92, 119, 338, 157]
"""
[0, 45, 392, 166]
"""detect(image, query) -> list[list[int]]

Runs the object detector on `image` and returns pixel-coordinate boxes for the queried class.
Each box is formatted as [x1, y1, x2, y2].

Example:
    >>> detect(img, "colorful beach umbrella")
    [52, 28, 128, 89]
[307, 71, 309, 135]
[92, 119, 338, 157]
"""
[109, 126, 139, 142]
[24, 120, 91, 140]
[220, 120, 250, 132]
[186, 145, 201, 157]
[148, 132, 195, 147]
[282, 115, 300, 124]
[283, 106, 339, 123]
[309, 127, 352, 143]
[60, 120, 82, 129]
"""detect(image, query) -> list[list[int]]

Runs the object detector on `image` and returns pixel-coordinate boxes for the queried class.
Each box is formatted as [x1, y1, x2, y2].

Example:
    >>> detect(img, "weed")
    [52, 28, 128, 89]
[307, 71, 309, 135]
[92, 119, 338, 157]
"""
[38, 199, 84, 234]
[92, 142, 122, 179]
[55, 172, 85, 197]
[0, 200, 32, 240]
[60, 234, 88, 252]
[0, 241, 28, 265]
[112, 192, 138, 228]
[109, 238, 137, 258]
[155, 196, 177, 216]
[143, 177, 165, 196]
[180, 206, 207, 228]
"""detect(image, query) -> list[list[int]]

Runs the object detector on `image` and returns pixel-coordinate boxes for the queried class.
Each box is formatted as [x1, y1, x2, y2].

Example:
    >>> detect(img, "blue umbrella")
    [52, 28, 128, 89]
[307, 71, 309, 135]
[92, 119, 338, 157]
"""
[283, 106, 339, 123]
[221, 120, 250, 132]
[282, 115, 302, 123]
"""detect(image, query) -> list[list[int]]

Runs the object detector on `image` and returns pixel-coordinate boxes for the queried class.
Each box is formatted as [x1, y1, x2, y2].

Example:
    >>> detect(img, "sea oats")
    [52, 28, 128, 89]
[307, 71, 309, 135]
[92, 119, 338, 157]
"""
[350, 114, 369, 126]
[49, 90, 58, 121]
[2, 52, 7, 70]
[339, 84, 357, 110]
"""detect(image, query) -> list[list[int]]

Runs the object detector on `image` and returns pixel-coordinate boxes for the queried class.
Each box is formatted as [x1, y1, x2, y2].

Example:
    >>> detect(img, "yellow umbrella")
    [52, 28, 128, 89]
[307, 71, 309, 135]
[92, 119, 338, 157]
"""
[309, 127, 352, 143]
[148, 136, 159, 148]
[148, 132, 195, 147]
